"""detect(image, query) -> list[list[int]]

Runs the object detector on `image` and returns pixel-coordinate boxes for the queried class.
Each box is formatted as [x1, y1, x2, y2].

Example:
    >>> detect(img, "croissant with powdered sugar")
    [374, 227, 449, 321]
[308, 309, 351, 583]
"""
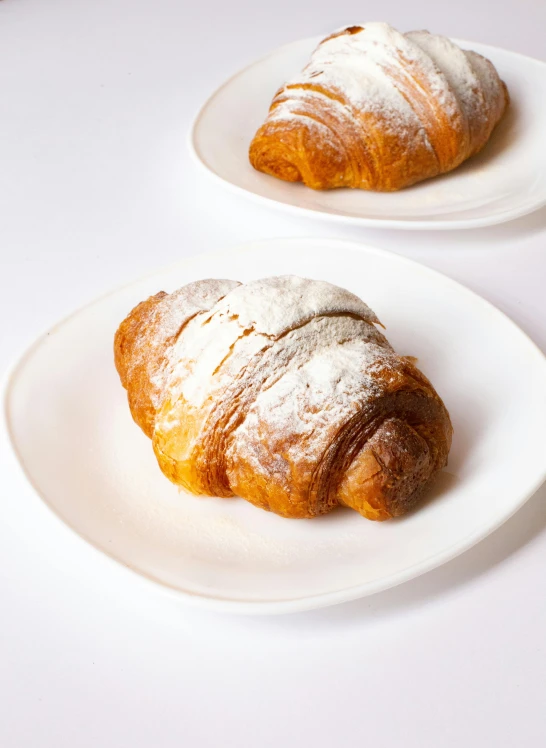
[249, 23, 509, 191]
[115, 276, 452, 521]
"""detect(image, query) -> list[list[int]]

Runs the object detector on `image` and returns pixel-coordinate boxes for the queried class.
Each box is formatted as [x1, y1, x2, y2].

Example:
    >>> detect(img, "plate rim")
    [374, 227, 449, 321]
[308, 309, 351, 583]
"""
[189, 36, 546, 231]
[4, 237, 546, 615]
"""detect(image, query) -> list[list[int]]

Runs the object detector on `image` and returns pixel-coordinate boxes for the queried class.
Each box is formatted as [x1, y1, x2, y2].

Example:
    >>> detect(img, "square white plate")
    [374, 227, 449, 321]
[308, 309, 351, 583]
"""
[190, 38, 546, 229]
[4, 239, 546, 613]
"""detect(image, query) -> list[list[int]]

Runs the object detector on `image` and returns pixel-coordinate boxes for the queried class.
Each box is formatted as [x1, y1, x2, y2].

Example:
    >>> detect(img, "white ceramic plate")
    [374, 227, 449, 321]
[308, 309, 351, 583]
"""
[190, 37, 546, 229]
[4, 239, 546, 614]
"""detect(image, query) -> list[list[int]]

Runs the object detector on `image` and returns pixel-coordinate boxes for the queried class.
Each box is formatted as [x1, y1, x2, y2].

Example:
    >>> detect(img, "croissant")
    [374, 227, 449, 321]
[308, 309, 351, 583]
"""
[115, 276, 452, 521]
[249, 23, 509, 191]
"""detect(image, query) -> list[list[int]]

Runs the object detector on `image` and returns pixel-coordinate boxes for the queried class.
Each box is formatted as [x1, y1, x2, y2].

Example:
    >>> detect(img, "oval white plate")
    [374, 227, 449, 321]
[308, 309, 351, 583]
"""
[4, 238, 546, 614]
[190, 37, 546, 230]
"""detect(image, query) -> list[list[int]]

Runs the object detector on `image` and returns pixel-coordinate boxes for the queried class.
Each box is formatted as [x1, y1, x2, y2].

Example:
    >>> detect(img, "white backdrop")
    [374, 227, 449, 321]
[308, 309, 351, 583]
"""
[1, 1, 545, 746]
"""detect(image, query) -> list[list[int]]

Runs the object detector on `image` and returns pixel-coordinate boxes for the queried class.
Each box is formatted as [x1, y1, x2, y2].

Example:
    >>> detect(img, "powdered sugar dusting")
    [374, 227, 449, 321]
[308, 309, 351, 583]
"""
[144, 279, 240, 406]
[151, 276, 409, 506]
[407, 31, 481, 113]
[265, 22, 506, 171]
[271, 22, 461, 141]
[227, 339, 395, 497]
[405, 30, 500, 152]
[150, 279, 239, 343]
[157, 276, 384, 416]
[464, 50, 507, 123]
[263, 106, 342, 149]
[212, 275, 380, 335]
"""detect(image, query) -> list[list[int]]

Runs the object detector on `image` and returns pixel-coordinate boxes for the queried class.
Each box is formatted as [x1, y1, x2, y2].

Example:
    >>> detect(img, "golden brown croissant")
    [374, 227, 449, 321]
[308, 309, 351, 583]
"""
[249, 23, 509, 191]
[115, 276, 452, 520]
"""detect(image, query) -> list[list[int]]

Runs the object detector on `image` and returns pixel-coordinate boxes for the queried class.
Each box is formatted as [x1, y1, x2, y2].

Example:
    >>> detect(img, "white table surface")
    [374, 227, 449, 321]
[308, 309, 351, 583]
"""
[1, 1, 545, 746]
